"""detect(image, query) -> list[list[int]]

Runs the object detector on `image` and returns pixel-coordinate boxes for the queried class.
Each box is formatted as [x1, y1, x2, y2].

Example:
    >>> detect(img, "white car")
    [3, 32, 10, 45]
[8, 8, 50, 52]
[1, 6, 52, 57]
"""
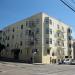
[63, 59, 72, 64]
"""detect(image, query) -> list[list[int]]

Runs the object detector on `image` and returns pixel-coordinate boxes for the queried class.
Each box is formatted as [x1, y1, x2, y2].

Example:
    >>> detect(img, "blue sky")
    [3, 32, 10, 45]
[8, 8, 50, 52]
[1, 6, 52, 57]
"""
[0, 0, 75, 38]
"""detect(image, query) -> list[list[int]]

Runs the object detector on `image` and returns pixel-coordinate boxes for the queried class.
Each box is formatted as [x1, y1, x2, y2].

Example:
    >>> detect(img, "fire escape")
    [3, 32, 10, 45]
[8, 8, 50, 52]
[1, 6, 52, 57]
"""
[26, 20, 38, 63]
[55, 29, 64, 60]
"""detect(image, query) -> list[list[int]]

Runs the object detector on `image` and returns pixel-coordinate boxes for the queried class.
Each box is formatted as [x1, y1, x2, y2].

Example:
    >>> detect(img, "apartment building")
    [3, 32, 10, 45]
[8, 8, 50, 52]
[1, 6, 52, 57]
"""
[0, 12, 72, 64]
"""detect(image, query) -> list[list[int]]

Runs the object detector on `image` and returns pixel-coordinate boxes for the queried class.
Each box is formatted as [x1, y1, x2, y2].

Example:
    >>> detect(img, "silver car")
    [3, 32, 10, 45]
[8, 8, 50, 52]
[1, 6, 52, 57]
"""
[70, 59, 75, 65]
[63, 59, 72, 64]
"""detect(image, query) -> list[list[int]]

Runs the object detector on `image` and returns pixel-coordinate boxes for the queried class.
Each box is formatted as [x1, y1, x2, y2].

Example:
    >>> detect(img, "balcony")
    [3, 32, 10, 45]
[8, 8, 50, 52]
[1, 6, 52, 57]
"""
[26, 37, 38, 46]
[55, 30, 64, 40]
[68, 49, 72, 58]
[67, 28, 72, 34]
[26, 21, 36, 29]
[55, 40, 64, 47]
[68, 36, 72, 41]
[56, 47, 64, 59]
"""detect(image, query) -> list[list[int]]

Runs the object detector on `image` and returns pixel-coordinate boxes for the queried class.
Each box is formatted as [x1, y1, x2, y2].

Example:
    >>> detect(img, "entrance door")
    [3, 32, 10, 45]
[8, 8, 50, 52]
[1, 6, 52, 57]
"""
[14, 51, 19, 59]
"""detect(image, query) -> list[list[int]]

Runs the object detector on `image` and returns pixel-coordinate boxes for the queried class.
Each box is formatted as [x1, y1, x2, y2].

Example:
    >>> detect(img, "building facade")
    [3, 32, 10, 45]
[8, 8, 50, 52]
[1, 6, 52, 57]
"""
[0, 12, 72, 64]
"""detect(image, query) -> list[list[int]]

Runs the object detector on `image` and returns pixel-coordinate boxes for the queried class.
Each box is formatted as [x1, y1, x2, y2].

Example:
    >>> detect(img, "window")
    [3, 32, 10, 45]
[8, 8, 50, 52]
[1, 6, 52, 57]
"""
[26, 30, 32, 35]
[13, 28, 14, 32]
[7, 36, 9, 40]
[5, 36, 7, 40]
[57, 33, 60, 37]
[46, 28, 49, 34]
[69, 44, 71, 48]
[49, 29, 52, 34]
[0, 37, 2, 40]
[20, 33, 22, 38]
[29, 30, 32, 35]
[27, 21, 35, 28]
[67, 28, 71, 33]
[35, 19, 39, 24]
[44, 17, 49, 24]
[32, 49, 38, 53]
[50, 19, 52, 25]
[27, 21, 34, 27]
[65, 56, 68, 58]
[35, 38, 38, 44]
[12, 35, 14, 39]
[7, 43, 9, 47]
[52, 52, 54, 56]
[46, 38, 52, 44]
[26, 21, 28, 26]
[29, 21, 32, 27]
[21, 24, 23, 29]
[36, 28, 39, 34]
[57, 41, 60, 46]
[20, 41, 22, 46]
[62, 42, 64, 46]
[30, 41, 34, 45]
[62, 26, 64, 31]
[68, 36, 71, 40]
[49, 38, 52, 44]
[26, 30, 28, 35]
[57, 25, 59, 29]
[46, 28, 52, 34]
[46, 38, 49, 44]
[47, 49, 50, 54]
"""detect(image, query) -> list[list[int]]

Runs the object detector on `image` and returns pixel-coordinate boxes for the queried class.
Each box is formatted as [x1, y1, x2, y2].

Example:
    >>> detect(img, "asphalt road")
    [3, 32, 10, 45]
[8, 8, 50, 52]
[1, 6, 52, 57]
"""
[0, 61, 75, 75]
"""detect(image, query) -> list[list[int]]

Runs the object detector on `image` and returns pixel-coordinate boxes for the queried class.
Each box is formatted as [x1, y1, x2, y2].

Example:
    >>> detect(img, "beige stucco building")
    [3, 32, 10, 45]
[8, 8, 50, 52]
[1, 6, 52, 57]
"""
[0, 12, 72, 64]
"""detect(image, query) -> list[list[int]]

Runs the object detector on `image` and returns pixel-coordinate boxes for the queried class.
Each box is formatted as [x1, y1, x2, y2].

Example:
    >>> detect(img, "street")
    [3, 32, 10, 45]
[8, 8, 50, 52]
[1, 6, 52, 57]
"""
[0, 61, 75, 75]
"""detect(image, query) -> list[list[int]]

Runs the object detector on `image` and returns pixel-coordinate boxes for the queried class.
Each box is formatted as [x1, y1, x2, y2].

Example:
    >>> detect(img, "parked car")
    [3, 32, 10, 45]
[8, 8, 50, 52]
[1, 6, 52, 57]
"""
[57, 59, 64, 65]
[70, 59, 75, 65]
[63, 59, 72, 64]
[57, 61, 62, 65]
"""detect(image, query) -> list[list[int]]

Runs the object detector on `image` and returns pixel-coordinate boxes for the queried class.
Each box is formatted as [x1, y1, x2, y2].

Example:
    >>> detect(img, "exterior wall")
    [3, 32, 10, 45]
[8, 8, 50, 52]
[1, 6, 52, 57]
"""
[41, 13, 72, 64]
[72, 40, 75, 59]
[2, 13, 43, 63]
[0, 12, 72, 64]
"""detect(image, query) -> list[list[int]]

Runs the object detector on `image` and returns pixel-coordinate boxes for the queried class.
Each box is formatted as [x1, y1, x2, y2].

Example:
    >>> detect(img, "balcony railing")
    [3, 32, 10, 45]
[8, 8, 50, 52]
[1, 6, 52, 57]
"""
[26, 21, 36, 29]
[56, 47, 64, 59]
[55, 31, 64, 40]
[55, 40, 64, 47]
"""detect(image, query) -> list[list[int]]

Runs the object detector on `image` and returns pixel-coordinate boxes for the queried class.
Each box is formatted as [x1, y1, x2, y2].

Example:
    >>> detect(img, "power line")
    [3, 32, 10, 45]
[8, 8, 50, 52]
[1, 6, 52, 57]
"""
[60, 0, 75, 12]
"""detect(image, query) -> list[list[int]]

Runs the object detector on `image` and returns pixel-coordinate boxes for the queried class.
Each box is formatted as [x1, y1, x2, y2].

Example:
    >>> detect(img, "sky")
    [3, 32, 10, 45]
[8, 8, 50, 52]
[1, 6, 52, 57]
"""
[0, 0, 75, 38]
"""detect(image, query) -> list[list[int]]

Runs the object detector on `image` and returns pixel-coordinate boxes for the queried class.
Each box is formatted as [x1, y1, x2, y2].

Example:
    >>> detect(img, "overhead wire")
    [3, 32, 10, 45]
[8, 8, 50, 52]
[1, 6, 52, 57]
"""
[60, 0, 75, 12]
